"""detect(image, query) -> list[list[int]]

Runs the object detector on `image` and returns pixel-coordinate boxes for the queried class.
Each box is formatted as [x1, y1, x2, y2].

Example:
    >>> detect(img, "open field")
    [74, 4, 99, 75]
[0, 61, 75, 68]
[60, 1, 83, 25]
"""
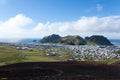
[21, 49, 59, 62]
[0, 46, 59, 65]
[0, 46, 22, 65]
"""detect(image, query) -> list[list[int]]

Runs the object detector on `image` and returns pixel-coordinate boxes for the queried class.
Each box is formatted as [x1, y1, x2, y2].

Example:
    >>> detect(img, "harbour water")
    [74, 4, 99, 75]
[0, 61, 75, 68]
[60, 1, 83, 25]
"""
[110, 39, 120, 47]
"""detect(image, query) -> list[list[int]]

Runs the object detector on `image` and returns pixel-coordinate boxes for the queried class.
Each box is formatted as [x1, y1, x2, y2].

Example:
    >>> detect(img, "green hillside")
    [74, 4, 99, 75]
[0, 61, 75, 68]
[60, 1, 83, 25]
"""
[85, 35, 113, 45]
[61, 35, 86, 45]
[0, 46, 58, 66]
[40, 34, 112, 45]
[0, 46, 22, 65]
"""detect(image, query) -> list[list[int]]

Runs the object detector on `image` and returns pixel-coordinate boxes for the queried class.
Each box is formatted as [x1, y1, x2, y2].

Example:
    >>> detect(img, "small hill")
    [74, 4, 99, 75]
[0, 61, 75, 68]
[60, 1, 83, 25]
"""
[61, 35, 86, 45]
[85, 35, 113, 45]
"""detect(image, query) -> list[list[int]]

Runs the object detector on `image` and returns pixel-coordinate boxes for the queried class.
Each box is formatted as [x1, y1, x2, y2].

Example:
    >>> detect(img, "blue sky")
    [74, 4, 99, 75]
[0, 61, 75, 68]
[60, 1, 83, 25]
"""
[1, 0, 120, 22]
[0, 0, 120, 39]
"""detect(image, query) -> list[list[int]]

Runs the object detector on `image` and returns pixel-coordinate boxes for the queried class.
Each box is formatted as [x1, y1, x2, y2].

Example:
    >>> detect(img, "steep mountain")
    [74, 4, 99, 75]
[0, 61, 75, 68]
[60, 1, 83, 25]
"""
[40, 34, 61, 43]
[85, 35, 113, 45]
[40, 34, 112, 45]
[40, 34, 86, 45]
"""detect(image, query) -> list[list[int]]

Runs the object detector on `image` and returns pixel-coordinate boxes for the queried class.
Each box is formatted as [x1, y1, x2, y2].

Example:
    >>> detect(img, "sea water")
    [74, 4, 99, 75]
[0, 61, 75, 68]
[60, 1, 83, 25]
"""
[110, 39, 120, 47]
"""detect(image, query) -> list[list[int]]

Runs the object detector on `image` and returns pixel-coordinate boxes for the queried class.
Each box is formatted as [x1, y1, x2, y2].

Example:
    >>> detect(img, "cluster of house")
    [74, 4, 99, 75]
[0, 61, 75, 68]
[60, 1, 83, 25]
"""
[33, 44, 120, 61]
[42, 44, 120, 61]
[1, 42, 120, 61]
[67, 45, 120, 61]
[13, 43, 120, 61]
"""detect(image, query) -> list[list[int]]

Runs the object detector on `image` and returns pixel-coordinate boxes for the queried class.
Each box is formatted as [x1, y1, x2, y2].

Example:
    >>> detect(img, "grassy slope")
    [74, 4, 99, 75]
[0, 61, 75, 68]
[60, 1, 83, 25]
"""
[0, 46, 22, 65]
[22, 49, 59, 62]
[86, 41, 98, 45]
[0, 46, 58, 66]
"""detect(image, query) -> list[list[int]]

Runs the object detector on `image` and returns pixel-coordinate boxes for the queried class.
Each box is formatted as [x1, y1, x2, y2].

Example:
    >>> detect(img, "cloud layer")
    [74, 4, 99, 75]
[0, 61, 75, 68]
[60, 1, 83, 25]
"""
[0, 14, 33, 38]
[0, 14, 120, 39]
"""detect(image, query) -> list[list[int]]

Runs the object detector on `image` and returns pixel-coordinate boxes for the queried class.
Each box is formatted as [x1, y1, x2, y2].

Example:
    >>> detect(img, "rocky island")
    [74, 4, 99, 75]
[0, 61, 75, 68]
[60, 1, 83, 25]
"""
[40, 34, 113, 45]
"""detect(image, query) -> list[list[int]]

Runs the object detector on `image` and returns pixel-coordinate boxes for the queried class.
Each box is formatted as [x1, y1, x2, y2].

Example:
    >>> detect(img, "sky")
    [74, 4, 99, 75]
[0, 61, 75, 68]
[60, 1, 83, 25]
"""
[0, 0, 120, 39]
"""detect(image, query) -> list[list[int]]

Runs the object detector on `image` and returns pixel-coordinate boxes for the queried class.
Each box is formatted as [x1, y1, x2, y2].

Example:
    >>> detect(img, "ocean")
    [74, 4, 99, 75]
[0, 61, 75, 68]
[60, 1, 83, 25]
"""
[110, 39, 120, 47]
[0, 39, 120, 46]
[0, 38, 40, 44]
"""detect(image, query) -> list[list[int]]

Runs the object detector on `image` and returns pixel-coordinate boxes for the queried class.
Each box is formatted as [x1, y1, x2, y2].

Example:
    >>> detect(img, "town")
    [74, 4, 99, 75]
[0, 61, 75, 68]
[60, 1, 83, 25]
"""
[40, 44, 120, 62]
[1, 42, 120, 63]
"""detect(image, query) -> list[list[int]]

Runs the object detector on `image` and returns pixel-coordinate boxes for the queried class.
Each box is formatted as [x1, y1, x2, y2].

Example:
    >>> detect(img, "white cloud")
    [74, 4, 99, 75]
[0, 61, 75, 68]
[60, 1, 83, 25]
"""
[0, 14, 33, 38]
[33, 16, 120, 39]
[0, 14, 120, 39]
[96, 4, 103, 11]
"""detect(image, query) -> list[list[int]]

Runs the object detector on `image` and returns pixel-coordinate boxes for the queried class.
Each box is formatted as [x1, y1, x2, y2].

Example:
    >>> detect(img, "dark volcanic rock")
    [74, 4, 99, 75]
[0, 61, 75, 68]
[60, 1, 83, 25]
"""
[0, 62, 120, 80]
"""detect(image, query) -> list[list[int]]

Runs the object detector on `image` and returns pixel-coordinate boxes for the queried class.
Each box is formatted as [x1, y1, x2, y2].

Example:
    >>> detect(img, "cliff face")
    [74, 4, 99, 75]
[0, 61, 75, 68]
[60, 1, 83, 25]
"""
[40, 34, 112, 45]
[85, 35, 113, 45]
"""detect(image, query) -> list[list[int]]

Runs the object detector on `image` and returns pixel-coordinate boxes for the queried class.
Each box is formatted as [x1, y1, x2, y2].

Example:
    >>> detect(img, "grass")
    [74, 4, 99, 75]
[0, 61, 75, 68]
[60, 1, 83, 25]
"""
[0, 46, 59, 65]
[23, 56, 59, 62]
[80, 58, 120, 64]
[0, 46, 23, 65]
[21, 49, 59, 62]
[0, 46, 19, 58]
[99, 59, 120, 64]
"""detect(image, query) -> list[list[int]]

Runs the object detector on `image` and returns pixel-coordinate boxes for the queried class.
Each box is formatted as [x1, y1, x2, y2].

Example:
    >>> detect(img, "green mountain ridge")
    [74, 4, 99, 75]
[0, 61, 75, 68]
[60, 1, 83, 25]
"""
[61, 35, 86, 45]
[40, 34, 113, 45]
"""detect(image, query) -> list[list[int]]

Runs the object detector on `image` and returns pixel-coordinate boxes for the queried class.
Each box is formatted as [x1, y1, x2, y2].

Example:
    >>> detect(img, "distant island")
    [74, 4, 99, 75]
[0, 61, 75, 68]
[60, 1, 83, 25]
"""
[40, 34, 113, 45]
